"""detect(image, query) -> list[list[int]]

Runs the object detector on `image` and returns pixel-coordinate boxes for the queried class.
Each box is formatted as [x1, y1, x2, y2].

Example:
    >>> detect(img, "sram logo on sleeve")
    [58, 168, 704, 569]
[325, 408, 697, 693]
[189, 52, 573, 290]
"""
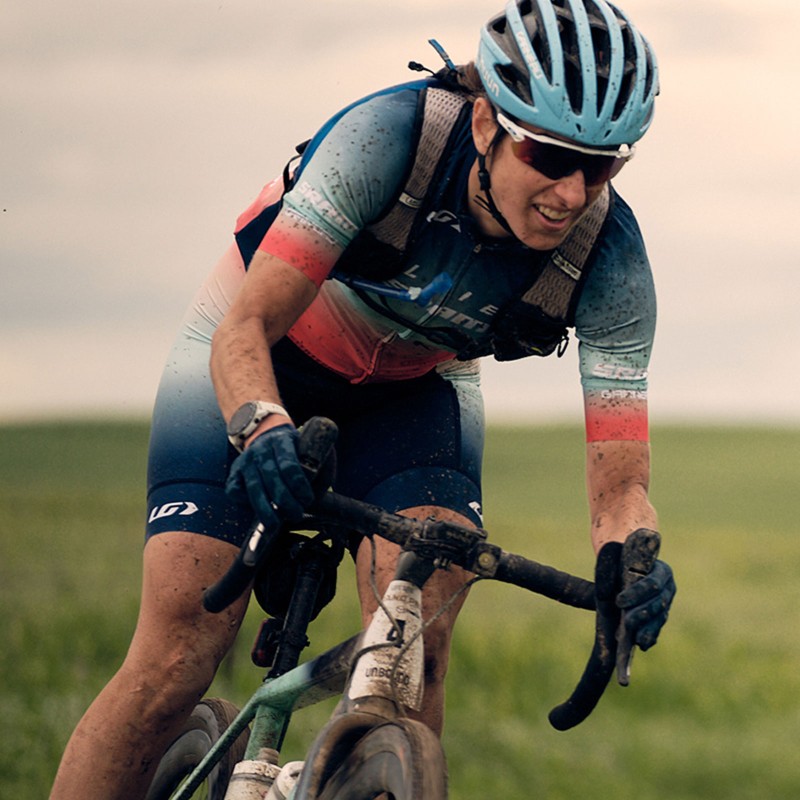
[591, 364, 648, 381]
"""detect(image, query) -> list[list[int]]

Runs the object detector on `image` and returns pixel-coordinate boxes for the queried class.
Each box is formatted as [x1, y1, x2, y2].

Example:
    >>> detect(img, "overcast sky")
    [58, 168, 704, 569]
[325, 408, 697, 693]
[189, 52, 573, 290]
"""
[2, 0, 798, 425]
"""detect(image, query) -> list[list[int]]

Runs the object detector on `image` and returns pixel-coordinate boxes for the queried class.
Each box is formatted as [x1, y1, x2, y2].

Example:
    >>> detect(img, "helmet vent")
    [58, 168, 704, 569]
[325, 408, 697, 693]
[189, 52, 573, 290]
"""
[552, 2, 583, 115]
[496, 62, 534, 105]
[611, 11, 637, 122]
[641, 43, 656, 104]
[586, 0, 613, 116]
[520, 0, 555, 86]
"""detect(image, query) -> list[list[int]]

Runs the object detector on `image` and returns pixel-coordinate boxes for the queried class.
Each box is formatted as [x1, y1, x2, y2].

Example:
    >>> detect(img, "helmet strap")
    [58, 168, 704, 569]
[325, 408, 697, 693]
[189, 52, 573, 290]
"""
[474, 135, 514, 236]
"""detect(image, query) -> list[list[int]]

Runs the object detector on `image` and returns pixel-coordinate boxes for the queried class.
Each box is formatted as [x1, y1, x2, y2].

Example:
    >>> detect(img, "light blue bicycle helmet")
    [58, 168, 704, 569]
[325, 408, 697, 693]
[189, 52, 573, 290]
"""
[477, 0, 659, 146]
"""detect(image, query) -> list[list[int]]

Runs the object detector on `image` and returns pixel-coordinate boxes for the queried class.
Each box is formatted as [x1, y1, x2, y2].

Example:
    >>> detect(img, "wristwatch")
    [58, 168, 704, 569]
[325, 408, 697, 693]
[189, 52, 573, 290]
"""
[226, 400, 289, 451]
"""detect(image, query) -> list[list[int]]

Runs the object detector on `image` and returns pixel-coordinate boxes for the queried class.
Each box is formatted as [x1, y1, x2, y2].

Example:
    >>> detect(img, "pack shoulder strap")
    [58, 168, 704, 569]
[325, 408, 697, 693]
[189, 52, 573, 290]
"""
[365, 86, 469, 251]
[521, 185, 611, 324]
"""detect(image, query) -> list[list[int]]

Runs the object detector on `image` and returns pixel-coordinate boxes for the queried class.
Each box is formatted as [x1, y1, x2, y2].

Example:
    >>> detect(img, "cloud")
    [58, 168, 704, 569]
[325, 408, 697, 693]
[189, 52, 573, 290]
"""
[1, 0, 798, 423]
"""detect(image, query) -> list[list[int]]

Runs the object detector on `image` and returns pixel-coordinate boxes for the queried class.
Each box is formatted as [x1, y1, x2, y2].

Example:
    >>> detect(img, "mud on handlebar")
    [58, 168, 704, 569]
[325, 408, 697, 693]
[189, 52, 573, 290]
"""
[203, 416, 659, 731]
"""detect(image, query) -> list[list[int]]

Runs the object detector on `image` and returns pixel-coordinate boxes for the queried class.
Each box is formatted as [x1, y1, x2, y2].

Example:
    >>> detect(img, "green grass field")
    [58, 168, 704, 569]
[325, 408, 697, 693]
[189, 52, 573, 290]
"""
[1, 421, 799, 798]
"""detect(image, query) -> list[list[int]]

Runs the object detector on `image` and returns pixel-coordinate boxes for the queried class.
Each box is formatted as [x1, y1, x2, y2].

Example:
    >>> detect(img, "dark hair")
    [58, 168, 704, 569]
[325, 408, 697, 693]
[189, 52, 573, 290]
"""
[433, 61, 486, 103]
[432, 61, 507, 153]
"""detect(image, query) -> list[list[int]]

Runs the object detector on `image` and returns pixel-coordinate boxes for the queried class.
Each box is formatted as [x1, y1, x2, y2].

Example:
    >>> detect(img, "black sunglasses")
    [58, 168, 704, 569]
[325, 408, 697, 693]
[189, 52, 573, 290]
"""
[496, 112, 634, 187]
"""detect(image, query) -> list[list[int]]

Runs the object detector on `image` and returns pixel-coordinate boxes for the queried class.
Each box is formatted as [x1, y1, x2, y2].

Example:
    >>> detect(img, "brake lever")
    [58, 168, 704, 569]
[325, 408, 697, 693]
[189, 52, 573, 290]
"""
[615, 528, 661, 686]
[246, 415, 338, 568]
[297, 416, 339, 491]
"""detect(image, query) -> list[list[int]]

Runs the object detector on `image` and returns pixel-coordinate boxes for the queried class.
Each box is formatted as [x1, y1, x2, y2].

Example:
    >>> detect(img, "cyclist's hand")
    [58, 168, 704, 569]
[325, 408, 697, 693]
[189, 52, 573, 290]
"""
[225, 424, 315, 530]
[616, 558, 676, 651]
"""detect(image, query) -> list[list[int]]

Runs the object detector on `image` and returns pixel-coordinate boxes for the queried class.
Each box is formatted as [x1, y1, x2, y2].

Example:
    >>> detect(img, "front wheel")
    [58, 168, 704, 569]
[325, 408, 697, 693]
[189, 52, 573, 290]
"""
[313, 719, 447, 800]
[144, 698, 249, 800]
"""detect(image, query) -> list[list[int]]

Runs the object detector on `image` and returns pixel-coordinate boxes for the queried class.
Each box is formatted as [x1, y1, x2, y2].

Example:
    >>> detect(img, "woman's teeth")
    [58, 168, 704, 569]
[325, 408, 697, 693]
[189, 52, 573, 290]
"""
[535, 205, 570, 221]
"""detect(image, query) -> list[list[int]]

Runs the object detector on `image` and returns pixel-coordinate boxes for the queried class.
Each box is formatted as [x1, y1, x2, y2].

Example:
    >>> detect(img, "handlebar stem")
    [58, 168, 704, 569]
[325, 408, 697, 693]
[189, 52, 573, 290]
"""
[393, 550, 438, 588]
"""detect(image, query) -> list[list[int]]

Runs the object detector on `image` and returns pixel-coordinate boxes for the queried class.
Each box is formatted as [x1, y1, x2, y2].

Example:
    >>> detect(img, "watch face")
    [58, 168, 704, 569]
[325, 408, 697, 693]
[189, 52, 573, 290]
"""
[227, 402, 258, 437]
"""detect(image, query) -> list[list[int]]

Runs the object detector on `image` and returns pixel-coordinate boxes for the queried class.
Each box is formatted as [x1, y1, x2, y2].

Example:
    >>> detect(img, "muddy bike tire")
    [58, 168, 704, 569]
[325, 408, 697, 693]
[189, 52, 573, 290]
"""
[144, 698, 249, 800]
[304, 718, 447, 800]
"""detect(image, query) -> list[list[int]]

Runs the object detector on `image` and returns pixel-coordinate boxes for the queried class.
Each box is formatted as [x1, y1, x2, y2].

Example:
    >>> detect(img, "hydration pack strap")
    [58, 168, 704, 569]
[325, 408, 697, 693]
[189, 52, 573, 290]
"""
[521, 185, 610, 321]
[365, 87, 469, 251]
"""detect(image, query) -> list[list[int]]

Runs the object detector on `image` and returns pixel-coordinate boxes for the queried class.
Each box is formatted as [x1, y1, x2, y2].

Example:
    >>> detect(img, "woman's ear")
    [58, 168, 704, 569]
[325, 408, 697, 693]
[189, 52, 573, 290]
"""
[471, 97, 499, 154]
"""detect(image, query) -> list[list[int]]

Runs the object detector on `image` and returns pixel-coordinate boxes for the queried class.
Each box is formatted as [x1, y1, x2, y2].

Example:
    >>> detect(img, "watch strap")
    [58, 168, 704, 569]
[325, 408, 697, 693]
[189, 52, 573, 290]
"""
[227, 401, 289, 451]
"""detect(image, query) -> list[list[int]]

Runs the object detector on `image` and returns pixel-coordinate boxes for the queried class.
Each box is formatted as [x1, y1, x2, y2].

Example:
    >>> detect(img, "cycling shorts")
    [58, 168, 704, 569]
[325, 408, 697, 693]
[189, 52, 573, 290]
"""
[146, 336, 485, 546]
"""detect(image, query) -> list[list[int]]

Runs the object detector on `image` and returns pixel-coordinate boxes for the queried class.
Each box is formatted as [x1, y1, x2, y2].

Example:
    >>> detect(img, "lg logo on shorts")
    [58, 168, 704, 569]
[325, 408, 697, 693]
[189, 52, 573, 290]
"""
[148, 501, 199, 523]
[469, 501, 484, 524]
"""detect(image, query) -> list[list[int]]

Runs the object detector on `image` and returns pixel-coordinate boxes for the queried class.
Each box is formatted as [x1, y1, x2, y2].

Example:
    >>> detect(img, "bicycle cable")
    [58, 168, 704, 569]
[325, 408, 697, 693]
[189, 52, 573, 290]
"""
[387, 575, 482, 714]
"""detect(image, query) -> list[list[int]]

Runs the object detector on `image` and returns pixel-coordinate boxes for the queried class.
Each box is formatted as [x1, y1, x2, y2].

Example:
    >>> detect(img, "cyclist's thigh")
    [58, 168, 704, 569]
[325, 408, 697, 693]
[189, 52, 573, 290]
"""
[270, 339, 485, 528]
[127, 531, 248, 676]
[146, 248, 254, 547]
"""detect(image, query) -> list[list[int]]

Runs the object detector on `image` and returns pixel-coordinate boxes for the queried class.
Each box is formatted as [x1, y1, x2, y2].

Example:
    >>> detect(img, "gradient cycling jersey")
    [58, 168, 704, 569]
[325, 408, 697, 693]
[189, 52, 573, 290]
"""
[235, 81, 656, 442]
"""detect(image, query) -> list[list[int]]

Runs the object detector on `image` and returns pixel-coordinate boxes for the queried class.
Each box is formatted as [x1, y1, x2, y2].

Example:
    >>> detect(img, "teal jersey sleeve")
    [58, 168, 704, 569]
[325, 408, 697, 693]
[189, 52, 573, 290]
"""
[281, 89, 420, 249]
[575, 193, 656, 394]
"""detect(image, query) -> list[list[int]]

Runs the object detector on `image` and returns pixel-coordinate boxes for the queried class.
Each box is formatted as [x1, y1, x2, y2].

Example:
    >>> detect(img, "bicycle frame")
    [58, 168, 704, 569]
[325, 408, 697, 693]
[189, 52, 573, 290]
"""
[164, 416, 658, 799]
[171, 569, 432, 799]
[171, 633, 359, 798]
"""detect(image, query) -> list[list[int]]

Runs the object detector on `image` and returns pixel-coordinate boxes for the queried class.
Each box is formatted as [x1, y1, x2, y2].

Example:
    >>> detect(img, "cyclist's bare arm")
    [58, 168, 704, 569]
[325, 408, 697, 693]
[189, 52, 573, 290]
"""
[210, 250, 317, 428]
[585, 438, 657, 553]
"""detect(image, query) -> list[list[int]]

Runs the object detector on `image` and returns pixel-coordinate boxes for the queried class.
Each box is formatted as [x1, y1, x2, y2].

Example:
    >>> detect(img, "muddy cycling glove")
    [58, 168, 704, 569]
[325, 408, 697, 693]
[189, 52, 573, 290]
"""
[225, 424, 315, 531]
[616, 558, 676, 650]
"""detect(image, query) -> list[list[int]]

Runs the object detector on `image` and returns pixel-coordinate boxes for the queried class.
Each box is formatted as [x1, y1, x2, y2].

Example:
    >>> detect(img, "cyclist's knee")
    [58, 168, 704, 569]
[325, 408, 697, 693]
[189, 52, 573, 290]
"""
[128, 620, 239, 707]
[114, 623, 227, 732]
[420, 617, 455, 687]
[119, 531, 247, 717]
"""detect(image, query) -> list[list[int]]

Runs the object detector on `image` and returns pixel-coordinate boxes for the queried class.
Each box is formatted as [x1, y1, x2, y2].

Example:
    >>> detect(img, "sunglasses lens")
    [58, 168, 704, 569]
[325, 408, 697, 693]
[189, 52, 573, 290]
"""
[509, 139, 625, 186]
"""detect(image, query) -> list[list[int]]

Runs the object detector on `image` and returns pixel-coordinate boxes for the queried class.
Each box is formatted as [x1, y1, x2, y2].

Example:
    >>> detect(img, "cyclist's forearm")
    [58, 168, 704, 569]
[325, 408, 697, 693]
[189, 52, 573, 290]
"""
[210, 252, 317, 421]
[211, 316, 284, 420]
[585, 439, 658, 554]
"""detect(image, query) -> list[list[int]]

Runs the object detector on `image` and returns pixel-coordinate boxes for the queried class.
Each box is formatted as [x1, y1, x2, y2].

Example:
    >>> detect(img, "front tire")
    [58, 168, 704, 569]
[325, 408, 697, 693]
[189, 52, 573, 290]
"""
[315, 719, 447, 800]
[144, 698, 249, 800]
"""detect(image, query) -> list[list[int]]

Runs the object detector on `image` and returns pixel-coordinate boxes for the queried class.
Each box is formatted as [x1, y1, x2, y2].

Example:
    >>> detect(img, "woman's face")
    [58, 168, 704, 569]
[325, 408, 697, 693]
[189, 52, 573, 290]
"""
[469, 98, 606, 250]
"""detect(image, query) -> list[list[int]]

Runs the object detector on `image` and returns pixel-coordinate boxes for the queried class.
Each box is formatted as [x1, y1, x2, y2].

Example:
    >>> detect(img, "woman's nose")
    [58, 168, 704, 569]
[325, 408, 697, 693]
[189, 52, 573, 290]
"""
[553, 169, 588, 209]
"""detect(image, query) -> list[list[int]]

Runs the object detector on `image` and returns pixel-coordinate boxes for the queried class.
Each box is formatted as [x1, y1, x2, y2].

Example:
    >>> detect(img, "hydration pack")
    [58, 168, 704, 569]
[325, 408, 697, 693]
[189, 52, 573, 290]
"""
[235, 81, 612, 362]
